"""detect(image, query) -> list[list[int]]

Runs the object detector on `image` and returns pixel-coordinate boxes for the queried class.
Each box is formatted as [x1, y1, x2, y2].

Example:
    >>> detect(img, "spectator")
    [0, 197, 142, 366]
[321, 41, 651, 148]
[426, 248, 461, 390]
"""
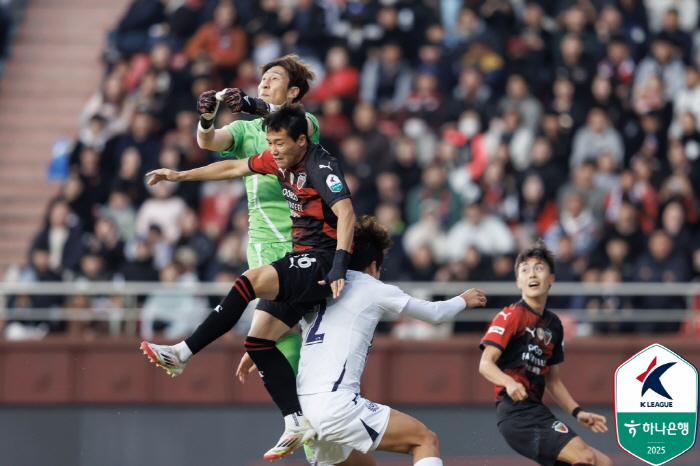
[390, 135, 423, 195]
[359, 42, 413, 114]
[135, 181, 188, 244]
[352, 103, 392, 172]
[112, 146, 148, 207]
[140, 262, 208, 340]
[570, 107, 625, 171]
[634, 32, 685, 101]
[554, 33, 596, 97]
[107, 0, 165, 59]
[547, 76, 587, 134]
[443, 66, 491, 124]
[79, 72, 136, 143]
[184, 1, 248, 82]
[485, 107, 534, 171]
[514, 172, 558, 250]
[402, 71, 444, 130]
[446, 201, 516, 261]
[88, 217, 126, 276]
[317, 97, 352, 147]
[30, 198, 87, 276]
[281, 0, 327, 58]
[669, 65, 700, 138]
[373, 203, 407, 281]
[405, 164, 462, 228]
[632, 230, 689, 332]
[305, 46, 359, 105]
[101, 189, 137, 241]
[497, 74, 543, 132]
[104, 110, 162, 176]
[120, 240, 159, 283]
[558, 161, 607, 225]
[545, 191, 600, 258]
[175, 209, 215, 280]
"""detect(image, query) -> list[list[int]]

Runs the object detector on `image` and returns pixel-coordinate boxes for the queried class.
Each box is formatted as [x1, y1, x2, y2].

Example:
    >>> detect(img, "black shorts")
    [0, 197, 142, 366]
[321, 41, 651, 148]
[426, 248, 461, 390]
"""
[270, 249, 334, 304]
[256, 299, 322, 328]
[496, 397, 578, 466]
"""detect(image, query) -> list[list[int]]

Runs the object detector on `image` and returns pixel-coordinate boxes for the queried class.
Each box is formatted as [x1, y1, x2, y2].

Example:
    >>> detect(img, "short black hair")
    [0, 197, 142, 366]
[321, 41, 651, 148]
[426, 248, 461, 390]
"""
[514, 239, 555, 274]
[349, 215, 394, 272]
[262, 102, 308, 142]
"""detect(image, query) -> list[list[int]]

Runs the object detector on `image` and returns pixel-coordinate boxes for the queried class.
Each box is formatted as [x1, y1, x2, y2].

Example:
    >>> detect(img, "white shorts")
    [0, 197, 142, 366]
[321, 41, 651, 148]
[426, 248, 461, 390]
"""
[300, 390, 391, 466]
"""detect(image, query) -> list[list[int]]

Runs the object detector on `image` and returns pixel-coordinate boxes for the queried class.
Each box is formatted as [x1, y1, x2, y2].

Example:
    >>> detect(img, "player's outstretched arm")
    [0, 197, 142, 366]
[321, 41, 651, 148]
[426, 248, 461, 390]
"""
[400, 289, 486, 324]
[479, 345, 528, 401]
[545, 364, 608, 433]
[146, 159, 253, 186]
[319, 198, 355, 298]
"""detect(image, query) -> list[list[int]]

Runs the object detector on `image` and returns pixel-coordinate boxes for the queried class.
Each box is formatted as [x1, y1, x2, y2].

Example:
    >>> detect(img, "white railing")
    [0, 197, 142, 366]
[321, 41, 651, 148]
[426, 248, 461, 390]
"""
[0, 281, 697, 336]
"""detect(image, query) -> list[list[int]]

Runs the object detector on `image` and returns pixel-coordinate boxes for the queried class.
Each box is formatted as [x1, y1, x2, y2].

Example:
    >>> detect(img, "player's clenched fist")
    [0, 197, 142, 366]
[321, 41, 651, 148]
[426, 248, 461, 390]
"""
[145, 168, 181, 186]
[506, 380, 528, 401]
[220, 88, 272, 116]
[461, 288, 487, 308]
[197, 90, 220, 130]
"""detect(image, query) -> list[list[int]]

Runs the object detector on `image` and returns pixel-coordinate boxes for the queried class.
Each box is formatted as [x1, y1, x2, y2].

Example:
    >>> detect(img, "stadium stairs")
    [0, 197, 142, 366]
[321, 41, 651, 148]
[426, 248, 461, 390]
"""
[0, 0, 129, 277]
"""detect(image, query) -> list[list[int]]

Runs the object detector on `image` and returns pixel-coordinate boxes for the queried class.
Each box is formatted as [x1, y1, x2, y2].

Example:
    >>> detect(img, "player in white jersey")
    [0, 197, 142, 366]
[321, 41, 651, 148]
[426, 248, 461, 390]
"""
[239, 216, 487, 466]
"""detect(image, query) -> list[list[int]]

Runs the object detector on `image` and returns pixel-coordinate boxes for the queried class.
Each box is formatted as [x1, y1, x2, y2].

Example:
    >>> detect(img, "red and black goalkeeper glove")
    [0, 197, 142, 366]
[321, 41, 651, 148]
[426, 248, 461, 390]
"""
[220, 88, 273, 116]
[197, 90, 220, 130]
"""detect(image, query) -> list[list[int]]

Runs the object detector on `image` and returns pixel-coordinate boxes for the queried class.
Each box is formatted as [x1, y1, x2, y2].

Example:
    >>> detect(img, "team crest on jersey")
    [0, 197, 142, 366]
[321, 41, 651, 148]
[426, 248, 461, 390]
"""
[297, 172, 307, 189]
[326, 174, 343, 192]
[552, 421, 569, 433]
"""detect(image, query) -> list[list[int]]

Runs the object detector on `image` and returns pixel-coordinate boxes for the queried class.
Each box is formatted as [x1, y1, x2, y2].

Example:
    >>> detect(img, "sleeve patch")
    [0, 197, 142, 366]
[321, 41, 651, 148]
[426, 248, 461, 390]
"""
[488, 326, 505, 335]
[326, 174, 343, 193]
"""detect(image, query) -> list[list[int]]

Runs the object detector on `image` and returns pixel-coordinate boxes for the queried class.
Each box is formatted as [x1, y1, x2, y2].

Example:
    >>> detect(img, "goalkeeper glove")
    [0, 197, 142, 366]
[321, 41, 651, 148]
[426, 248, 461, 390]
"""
[220, 88, 276, 116]
[197, 90, 220, 131]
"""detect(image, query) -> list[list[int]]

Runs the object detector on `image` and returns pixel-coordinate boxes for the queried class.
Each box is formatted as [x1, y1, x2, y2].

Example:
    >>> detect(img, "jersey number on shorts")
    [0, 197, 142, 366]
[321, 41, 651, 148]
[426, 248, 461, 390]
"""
[305, 308, 326, 345]
[289, 254, 316, 268]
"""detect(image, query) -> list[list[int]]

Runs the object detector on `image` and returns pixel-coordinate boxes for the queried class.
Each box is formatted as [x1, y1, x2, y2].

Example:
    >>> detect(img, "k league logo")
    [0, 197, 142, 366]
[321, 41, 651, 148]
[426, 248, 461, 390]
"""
[614, 344, 698, 466]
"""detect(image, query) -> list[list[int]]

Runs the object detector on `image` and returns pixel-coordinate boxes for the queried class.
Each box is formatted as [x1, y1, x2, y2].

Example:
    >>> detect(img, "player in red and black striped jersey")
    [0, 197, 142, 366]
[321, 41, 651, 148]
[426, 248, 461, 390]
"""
[143, 103, 356, 460]
[479, 240, 612, 466]
[247, 134, 351, 252]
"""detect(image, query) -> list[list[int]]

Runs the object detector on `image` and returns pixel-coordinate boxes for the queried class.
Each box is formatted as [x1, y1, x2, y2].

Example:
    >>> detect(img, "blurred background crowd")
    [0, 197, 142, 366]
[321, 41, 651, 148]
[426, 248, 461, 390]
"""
[9, 0, 700, 338]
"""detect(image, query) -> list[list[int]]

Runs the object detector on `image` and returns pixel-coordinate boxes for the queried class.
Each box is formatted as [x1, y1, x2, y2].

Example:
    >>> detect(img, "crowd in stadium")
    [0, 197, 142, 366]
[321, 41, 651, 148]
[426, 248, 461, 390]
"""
[10, 0, 700, 338]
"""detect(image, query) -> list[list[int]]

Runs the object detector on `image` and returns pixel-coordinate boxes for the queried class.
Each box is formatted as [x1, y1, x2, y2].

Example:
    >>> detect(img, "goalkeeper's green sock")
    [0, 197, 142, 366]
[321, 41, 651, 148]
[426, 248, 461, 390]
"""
[275, 333, 302, 377]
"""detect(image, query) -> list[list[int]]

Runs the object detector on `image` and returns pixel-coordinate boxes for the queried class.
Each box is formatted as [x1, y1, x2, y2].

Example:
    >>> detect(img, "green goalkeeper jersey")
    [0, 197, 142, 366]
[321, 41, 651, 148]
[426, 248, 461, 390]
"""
[220, 113, 320, 244]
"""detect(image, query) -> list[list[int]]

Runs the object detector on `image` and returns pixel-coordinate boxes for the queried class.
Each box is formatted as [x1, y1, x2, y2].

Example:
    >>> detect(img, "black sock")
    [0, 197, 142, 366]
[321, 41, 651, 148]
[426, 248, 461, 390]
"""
[185, 276, 255, 354]
[245, 336, 301, 416]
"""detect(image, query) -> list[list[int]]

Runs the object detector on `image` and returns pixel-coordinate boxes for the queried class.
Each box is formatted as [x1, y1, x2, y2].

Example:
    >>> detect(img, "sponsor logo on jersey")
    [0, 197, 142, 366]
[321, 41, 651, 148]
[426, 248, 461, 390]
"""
[326, 174, 343, 193]
[498, 311, 511, 319]
[524, 327, 536, 337]
[297, 172, 307, 189]
[488, 326, 505, 335]
[552, 421, 569, 433]
[282, 188, 299, 201]
[319, 163, 332, 170]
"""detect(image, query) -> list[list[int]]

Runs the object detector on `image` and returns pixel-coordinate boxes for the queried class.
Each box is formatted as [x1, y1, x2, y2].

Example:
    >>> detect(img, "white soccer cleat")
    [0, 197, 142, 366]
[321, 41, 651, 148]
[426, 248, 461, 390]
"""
[140, 341, 188, 377]
[263, 421, 317, 461]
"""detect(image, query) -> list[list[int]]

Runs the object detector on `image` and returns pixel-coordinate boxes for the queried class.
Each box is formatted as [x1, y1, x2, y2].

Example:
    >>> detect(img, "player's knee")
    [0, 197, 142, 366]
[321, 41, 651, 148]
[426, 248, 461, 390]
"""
[595, 453, 613, 466]
[574, 446, 597, 465]
[424, 428, 439, 451]
[417, 426, 439, 453]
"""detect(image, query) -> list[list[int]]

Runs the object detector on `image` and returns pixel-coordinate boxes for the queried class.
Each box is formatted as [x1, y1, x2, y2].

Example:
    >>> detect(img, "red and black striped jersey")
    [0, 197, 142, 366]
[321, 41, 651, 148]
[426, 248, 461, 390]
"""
[480, 300, 564, 403]
[248, 142, 351, 252]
